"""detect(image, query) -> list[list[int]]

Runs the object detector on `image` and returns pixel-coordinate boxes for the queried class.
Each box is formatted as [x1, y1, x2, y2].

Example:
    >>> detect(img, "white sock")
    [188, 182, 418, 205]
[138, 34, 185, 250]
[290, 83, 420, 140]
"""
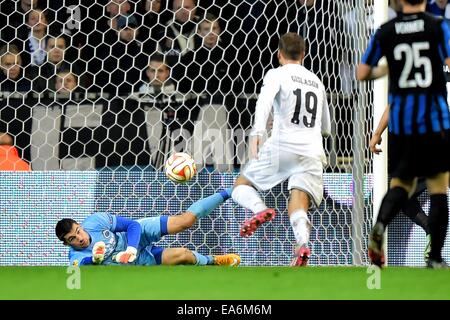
[289, 209, 312, 247]
[232, 184, 267, 214]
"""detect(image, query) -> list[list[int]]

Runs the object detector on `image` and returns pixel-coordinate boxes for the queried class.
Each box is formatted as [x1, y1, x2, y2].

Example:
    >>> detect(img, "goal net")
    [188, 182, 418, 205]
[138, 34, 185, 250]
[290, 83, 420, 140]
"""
[1, 0, 442, 266]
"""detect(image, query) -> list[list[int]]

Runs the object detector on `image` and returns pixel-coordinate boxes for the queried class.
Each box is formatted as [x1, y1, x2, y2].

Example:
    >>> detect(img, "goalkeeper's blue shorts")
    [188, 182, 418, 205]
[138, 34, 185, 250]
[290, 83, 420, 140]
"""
[134, 216, 169, 265]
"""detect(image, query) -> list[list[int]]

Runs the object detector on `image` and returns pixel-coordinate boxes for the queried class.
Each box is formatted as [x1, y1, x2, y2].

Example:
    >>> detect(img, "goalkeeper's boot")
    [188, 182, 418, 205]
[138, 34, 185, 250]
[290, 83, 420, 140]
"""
[290, 245, 311, 267]
[239, 208, 276, 237]
[368, 222, 385, 268]
[424, 234, 431, 265]
[214, 254, 241, 267]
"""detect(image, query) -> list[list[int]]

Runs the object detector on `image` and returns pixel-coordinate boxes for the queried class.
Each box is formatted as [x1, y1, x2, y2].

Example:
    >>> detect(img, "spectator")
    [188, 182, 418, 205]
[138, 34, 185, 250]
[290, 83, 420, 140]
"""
[143, 0, 163, 13]
[138, 53, 197, 168]
[189, 14, 235, 171]
[95, 14, 146, 95]
[138, 53, 174, 95]
[176, 13, 234, 171]
[19, 8, 49, 68]
[29, 35, 82, 92]
[105, 0, 133, 30]
[0, 0, 42, 45]
[158, 0, 200, 66]
[287, 0, 342, 92]
[137, 0, 169, 54]
[118, 14, 139, 42]
[55, 71, 77, 93]
[256, 0, 342, 93]
[46, 36, 67, 68]
[0, 132, 31, 171]
[82, 0, 133, 92]
[0, 44, 31, 92]
[0, 44, 33, 162]
[20, 0, 39, 11]
[176, 13, 232, 97]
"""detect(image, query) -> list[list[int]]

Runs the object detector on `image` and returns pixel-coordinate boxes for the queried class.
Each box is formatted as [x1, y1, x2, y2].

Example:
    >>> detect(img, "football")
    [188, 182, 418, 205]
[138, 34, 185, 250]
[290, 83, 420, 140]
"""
[165, 152, 197, 183]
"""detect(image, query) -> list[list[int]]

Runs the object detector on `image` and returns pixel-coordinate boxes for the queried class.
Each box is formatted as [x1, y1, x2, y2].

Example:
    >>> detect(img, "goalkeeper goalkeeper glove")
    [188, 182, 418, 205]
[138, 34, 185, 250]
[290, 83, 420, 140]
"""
[92, 241, 106, 264]
[114, 246, 137, 264]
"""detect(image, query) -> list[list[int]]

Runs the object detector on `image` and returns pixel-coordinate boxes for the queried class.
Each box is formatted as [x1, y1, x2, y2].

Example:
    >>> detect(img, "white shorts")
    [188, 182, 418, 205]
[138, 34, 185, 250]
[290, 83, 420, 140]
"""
[242, 143, 324, 207]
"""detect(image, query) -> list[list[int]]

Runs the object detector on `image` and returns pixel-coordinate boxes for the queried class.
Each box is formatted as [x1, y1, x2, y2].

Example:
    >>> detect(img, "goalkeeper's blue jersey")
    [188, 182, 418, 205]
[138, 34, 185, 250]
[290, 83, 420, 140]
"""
[68, 213, 165, 266]
[69, 212, 127, 266]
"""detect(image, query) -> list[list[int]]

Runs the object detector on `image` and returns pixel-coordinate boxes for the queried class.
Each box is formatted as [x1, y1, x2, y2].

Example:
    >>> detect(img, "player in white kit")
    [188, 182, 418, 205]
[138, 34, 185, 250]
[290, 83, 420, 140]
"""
[231, 32, 331, 266]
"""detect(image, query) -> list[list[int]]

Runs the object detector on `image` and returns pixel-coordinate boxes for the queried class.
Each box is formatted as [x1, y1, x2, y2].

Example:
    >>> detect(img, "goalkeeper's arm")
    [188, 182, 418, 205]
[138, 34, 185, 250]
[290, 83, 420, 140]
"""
[70, 256, 95, 266]
[113, 216, 142, 263]
[79, 256, 95, 265]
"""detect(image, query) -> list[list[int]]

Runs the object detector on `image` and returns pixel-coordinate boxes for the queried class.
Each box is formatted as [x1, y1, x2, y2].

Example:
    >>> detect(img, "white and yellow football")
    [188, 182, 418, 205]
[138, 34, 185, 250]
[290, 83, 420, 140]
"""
[165, 152, 197, 183]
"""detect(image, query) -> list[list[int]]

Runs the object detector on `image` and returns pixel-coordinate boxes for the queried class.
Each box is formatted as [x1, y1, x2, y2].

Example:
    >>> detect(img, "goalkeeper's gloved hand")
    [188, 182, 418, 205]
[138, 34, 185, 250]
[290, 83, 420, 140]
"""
[92, 241, 106, 264]
[114, 246, 137, 264]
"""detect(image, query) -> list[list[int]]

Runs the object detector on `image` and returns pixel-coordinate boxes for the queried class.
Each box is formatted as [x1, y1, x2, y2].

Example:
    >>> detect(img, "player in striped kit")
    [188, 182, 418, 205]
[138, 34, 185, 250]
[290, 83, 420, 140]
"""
[358, 0, 450, 268]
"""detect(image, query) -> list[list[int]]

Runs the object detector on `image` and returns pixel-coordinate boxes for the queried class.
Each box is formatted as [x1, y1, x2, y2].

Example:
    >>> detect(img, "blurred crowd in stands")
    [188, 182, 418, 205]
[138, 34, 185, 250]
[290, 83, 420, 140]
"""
[0, 0, 448, 171]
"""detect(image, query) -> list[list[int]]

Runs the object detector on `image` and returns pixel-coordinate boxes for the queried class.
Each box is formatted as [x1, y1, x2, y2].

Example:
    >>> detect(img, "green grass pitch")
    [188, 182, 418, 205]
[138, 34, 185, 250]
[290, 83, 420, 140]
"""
[0, 266, 449, 300]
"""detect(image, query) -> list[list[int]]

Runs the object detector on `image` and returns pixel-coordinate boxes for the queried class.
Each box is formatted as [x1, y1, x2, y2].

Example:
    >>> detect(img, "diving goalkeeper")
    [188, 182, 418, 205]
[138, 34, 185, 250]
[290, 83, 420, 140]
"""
[55, 188, 240, 267]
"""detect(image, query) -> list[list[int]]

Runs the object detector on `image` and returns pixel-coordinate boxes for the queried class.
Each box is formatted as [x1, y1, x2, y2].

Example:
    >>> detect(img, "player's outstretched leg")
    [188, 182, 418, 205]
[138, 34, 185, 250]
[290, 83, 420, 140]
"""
[161, 248, 240, 267]
[232, 180, 276, 237]
[239, 208, 276, 237]
[167, 188, 232, 234]
[187, 187, 232, 219]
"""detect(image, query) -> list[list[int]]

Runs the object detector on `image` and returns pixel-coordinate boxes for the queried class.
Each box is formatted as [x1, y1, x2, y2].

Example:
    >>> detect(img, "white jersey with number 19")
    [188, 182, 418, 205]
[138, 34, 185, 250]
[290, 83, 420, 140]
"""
[251, 63, 331, 164]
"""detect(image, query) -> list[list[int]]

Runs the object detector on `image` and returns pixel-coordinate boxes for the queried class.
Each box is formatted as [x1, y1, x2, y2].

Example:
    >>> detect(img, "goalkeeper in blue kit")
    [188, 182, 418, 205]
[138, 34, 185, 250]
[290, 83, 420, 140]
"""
[55, 188, 240, 267]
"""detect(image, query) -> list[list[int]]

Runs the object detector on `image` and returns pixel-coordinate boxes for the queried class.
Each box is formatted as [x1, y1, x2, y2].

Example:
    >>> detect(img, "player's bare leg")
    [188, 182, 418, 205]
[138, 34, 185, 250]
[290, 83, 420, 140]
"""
[232, 176, 276, 237]
[288, 189, 312, 266]
[160, 189, 240, 266]
[167, 188, 232, 235]
[166, 212, 196, 234]
[239, 208, 276, 237]
[162, 248, 197, 265]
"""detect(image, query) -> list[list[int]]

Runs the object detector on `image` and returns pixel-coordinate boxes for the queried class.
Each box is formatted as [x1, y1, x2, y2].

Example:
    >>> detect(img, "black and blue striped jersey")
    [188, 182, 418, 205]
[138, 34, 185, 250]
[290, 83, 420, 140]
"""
[362, 11, 450, 135]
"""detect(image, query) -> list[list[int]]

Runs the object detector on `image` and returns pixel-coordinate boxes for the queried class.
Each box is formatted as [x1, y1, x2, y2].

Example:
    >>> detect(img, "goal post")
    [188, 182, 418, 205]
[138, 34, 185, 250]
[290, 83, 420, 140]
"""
[372, 0, 389, 264]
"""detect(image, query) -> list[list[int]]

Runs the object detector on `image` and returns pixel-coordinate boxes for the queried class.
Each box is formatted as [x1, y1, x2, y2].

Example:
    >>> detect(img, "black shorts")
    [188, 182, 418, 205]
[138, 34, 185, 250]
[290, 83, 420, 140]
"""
[389, 130, 450, 180]
[413, 177, 427, 197]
